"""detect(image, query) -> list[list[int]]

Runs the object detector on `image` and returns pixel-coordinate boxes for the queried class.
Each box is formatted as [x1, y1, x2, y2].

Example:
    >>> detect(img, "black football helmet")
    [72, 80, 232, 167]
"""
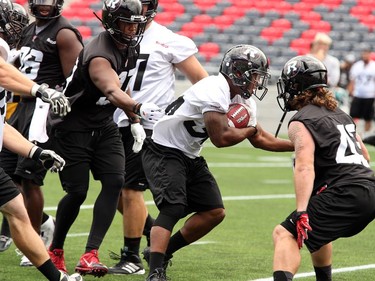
[141, 0, 158, 20]
[219, 44, 271, 100]
[28, 0, 64, 19]
[6, 3, 29, 48]
[0, 0, 13, 33]
[102, 0, 147, 46]
[277, 55, 328, 112]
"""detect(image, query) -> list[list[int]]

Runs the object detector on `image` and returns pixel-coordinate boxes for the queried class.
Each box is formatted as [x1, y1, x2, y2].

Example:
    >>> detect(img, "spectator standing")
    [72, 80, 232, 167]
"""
[142, 45, 294, 281]
[348, 47, 375, 136]
[308, 32, 340, 88]
[109, 0, 208, 275]
[0, 0, 83, 266]
[272, 55, 375, 281]
[46, 0, 162, 278]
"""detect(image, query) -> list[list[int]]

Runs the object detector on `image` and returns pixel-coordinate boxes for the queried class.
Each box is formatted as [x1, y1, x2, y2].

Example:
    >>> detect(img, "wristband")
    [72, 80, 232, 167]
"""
[129, 116, 141, 124]
[28, 146, 43, 161]
[30, 84, 40, 97]
[133, 102, 142, 115]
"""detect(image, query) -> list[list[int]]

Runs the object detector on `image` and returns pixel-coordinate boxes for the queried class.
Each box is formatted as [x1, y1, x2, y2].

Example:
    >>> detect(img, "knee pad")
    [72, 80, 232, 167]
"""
[154, 204, 187, 232]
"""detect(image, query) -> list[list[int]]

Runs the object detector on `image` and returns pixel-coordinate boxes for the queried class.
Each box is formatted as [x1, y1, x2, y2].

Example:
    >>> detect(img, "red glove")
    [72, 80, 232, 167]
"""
[292, 211, 312, 249]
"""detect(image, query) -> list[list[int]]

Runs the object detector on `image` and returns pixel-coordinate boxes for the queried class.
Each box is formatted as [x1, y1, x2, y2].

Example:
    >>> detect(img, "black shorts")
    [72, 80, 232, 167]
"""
[0, 99, 48, 185]
[281, 182, 375, 253]
[0, 167, 20, 207]
[141, 139, 224, 213]
[52, 123, 125, 193]
[120, 126, 152, 191]
[350, 97, 375, 121]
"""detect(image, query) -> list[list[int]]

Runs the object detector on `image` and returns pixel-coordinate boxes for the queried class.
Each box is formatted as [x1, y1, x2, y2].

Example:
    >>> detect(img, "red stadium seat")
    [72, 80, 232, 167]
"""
[222, 6, 246, 18]
[271, 18, 292, 30]
[293, 2, 314, 13]
[213, 15, 235, 31]
[290, 38, 311, 55]
[360, 15, 375, 31]
[193, 0, 217, 11]
[192, 14, 213, 25]
[300, 29, 318, 40]
[181, 22, 204, 37]
[300, 11, 322, 23]
[260, 27, 284, 43]
[161, 3, 185, 15]
[308, 21, 331, 32]
[154, 12, 176, 26]
[350, 6, 372, 18]
[198, 42, 220, 62]
[230, 0, 253, 9]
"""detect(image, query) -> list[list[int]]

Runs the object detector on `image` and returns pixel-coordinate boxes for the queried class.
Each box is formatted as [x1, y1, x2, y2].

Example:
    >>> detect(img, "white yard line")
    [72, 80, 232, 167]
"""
[251, 264, 375, 280]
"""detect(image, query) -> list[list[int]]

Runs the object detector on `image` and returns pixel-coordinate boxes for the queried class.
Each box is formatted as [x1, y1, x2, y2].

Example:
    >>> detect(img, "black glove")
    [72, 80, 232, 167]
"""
[31, 83, 71, 117]
[29, 146, 65, 172]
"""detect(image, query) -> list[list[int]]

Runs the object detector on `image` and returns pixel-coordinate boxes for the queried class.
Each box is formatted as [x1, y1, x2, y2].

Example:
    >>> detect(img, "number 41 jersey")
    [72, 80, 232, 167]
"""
[289, 104, 375, 193]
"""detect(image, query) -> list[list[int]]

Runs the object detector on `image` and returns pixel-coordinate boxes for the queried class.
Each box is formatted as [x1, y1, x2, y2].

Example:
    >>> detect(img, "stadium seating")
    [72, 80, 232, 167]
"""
[15, 0, 375, 77]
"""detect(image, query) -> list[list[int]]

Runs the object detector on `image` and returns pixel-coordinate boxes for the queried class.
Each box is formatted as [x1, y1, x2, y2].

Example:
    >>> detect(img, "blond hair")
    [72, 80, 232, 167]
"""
[289, 88, 338, 111]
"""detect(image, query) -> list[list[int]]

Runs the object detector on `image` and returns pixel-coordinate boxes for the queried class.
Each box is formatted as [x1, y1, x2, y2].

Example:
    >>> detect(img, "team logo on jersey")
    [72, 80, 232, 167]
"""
[47, 38, 56, 45]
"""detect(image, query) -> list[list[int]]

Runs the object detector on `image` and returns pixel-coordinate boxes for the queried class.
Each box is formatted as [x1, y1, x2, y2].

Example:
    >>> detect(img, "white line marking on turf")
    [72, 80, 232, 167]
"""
[44, 194, 295, 211]
[250, 264, 375, 280]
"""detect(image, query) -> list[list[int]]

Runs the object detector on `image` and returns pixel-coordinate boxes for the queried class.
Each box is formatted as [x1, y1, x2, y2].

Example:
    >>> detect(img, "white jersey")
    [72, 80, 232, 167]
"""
[350, 60, 375, 98]
[152, 73, 258, 159]
[113, 21, 198, 129]
[0, 37, 10, 151]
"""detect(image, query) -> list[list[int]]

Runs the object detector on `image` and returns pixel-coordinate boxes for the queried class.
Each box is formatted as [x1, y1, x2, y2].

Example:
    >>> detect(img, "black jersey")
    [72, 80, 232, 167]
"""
[18, 16, 83, 90]
[54, 31, 139, 131]
[289, 104, 375, 193]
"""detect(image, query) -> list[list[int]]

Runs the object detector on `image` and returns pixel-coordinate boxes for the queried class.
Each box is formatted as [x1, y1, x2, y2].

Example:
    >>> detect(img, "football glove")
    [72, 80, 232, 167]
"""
[130, 123, 146, 153]
[135, 102, 165, 124]
[29, 146, 65, 172]
[292, 211, 312, 249]
[31, 83, 71, 117]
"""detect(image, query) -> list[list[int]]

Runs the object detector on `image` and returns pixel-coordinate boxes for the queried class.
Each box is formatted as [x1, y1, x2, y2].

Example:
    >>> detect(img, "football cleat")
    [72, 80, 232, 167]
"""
[142, 247, 172, 270]
[15, 249, 33, 267]
[20, 254, 33, 267]
[0, 235, 13, 252]
[146, 268, 168, 281]
[75, 249, 108, 277]
[108, 248, 145, 275]
[49, 248, 67, 273]
[40, 215, 55, 249]
[59, 271, 83, 281]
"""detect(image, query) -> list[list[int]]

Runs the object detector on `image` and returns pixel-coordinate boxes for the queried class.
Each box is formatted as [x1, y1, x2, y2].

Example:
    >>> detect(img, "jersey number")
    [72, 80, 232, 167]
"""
[166, 96, 208, 144]
[336, 124, 369, 167]
[19, 47, 43, 80]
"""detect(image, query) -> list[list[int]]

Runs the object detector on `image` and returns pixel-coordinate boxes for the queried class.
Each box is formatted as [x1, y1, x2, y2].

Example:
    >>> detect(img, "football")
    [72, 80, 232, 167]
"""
[227, 103, 251, 128]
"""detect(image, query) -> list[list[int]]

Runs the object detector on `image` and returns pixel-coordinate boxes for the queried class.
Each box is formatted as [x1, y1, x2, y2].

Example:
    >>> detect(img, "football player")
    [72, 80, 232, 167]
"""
[272, 55, 375, 281]
[0, 0, 83, 266]
[109, 0, 208, 275]
[142, 45, 294, 281]
[46, 0, 162, 278]
[0, 42, 81, 281]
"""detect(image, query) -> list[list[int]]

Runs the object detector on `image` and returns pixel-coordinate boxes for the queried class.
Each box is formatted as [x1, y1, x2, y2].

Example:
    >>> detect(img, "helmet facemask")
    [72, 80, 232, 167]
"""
[229, 59, 270, 100]
[28, 0, 64, 19]
[6, 4, 29, 48]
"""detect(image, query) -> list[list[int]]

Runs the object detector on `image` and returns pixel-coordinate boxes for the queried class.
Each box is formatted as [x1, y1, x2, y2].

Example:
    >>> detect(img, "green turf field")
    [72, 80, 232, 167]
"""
[1, 139, 375, 280]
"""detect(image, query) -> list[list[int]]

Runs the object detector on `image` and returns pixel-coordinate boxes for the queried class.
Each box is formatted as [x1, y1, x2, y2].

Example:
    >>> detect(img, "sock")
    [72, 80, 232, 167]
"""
[314, 265, 332, 281]
[41, 212, 50, 225]
[148, 252, 165, 275]
[165, 230, 188, 257]
[37, 259, 61, 281]
[273, 270, 293, 281]
[124, 237, 141, 255]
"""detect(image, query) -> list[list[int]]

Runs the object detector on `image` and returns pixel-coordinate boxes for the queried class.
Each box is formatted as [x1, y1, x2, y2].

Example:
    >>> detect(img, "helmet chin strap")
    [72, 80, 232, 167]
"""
[275, 110, 287, 138]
